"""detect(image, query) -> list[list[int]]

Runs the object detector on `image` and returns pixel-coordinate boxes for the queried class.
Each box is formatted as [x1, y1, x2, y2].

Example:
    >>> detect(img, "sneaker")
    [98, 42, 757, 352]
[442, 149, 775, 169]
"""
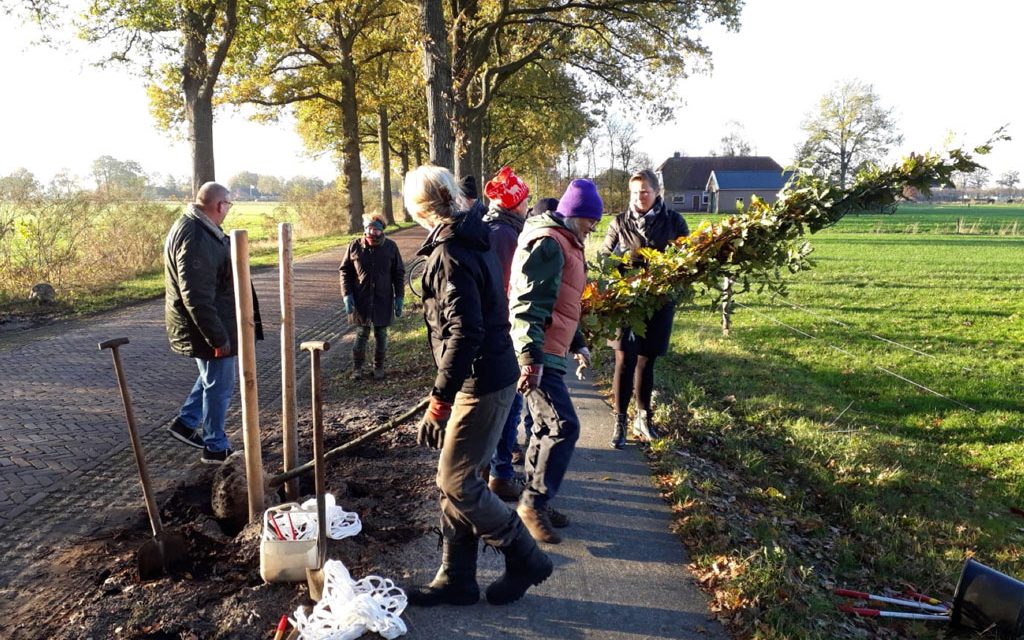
[545, 505, 569, 529]
[201, 447, 234, 465]
[517, 503, 561, 544]
[488, 476, 524, 502]
[167, 417, 204, 449]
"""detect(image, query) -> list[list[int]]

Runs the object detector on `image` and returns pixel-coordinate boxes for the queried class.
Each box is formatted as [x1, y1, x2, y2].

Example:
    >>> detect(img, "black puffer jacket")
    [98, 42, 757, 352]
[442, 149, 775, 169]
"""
[417, 210, 518, 402]
[602, 196, 689, 261]
[164, 206, 263, 359]
[602, 197, 689, 356]
[339, 236, 405, 327]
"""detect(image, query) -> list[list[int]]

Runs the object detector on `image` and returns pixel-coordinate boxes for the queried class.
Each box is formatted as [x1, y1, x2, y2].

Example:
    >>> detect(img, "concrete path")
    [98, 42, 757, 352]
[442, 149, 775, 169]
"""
[400, 376, 726, 640]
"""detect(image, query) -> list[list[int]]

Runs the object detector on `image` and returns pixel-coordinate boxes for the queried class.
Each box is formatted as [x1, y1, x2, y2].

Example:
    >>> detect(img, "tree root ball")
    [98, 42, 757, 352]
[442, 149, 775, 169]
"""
[210, 452, 279, 532]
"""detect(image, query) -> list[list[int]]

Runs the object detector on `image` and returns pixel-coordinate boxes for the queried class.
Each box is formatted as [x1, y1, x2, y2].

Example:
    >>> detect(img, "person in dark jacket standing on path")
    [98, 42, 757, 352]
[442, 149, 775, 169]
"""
[339, 213, 405, 380]
[601, 169, 689, 449]
[482, 166, 530, 502]
[402, 165, 552, 608]
[163, 181, 263, 465]
[509, 179, 600, 545]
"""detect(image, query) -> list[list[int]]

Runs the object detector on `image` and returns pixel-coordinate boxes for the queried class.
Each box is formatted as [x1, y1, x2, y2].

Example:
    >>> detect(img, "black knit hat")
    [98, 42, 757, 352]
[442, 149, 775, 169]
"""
[461, 175, 479, 200]
[529, 197, 559, 217]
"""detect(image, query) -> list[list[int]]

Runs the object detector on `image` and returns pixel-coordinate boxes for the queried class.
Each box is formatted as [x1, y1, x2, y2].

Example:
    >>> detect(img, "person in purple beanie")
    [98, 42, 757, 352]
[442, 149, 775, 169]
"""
[507, 179, 600, 544]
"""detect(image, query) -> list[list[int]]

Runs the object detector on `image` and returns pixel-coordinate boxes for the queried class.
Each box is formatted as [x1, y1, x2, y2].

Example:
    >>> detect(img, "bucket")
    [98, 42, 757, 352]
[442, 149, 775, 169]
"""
[952, 558, 1024, 639]
[259, 503, 319, 583]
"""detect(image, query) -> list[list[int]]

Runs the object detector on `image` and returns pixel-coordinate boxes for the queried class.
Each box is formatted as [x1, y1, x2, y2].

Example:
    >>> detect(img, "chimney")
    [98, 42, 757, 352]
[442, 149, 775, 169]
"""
[673, 151, 681, 158]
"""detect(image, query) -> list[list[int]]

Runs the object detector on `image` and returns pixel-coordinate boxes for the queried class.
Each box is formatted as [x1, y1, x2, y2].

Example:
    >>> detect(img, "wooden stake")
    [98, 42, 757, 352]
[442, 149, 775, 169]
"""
[230, 229, 265, 522]
[278, 223, 299, 501]
[721, 276, 733, 337]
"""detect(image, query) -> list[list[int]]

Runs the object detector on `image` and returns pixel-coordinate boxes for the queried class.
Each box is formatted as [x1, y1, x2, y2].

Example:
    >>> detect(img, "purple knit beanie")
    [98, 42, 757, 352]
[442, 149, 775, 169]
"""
[556, 179, 603, 220]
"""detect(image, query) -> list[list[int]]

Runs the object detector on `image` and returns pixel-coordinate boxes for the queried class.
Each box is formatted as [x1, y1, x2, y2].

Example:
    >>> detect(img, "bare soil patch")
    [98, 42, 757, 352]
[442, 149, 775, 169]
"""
[8, 309, 439, 639]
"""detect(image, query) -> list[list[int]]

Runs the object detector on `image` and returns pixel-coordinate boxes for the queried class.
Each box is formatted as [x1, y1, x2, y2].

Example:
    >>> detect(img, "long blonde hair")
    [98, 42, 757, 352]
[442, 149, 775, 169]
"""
[404, 165, 463, 226]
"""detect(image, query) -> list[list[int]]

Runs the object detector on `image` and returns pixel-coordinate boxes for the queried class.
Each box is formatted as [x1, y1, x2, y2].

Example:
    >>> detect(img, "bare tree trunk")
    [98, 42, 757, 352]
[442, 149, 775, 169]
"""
[338, 53, 365, 233]
[181, 1, 237, 197]
[377, 104, 395, 226]
[457, 110, 483, 183]
[397, 144, 413, 222]
[418, 0, 454, 170]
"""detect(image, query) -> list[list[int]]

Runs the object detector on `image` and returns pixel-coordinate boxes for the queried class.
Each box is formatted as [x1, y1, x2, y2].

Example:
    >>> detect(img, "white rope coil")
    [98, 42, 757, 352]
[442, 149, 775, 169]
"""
[291, 559, 408, 640]
[301, 493, 363, 540]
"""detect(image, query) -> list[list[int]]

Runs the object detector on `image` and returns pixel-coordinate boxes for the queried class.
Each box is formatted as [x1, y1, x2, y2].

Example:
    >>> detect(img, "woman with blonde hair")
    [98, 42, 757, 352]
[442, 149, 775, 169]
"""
[403, 165, 552, 607]
[339, 212, 405, 379]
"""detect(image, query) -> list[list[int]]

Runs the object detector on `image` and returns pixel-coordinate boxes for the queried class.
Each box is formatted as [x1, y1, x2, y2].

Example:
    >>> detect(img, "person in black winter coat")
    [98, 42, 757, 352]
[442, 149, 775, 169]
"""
[402, 165, 552, 608]
[601, 169, 689, 449]
[339, 213, 405, 379]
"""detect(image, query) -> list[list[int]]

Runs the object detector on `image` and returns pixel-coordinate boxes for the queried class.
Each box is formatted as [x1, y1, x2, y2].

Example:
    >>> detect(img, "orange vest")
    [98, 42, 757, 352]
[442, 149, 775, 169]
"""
[519, 225, 586, 357]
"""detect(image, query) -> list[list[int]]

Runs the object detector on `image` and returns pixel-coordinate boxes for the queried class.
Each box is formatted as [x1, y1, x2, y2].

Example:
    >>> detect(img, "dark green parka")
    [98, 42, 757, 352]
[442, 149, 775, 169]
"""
[164, 205, 263, 359]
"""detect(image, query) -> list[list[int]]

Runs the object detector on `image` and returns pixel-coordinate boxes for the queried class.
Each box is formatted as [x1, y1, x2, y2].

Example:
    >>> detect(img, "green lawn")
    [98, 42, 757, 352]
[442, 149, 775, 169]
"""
[633, 214, 1024, 638]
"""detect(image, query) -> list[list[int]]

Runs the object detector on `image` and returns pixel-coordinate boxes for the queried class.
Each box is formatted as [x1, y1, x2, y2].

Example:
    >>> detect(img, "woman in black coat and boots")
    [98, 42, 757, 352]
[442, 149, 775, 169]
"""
[602, 169, 689, 449]
[339, 213, 405, 380]
[402, 165, 552, 608]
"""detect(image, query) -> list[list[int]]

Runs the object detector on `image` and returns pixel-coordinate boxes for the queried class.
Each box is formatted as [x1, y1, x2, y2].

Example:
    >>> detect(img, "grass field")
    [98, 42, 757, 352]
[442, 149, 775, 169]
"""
[620, 205, 1024, 638]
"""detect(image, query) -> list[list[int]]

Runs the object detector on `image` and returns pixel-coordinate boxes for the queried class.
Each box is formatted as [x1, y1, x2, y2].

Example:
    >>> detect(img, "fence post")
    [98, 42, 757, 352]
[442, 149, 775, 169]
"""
[230, 229, 265, 523]
[721, 276, 733, 337]
[278, 223, 299, 501]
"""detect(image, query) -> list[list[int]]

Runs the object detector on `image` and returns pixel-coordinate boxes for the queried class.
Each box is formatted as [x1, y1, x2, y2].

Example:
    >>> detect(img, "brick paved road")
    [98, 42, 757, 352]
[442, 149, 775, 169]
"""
[0, 226, 426, 571]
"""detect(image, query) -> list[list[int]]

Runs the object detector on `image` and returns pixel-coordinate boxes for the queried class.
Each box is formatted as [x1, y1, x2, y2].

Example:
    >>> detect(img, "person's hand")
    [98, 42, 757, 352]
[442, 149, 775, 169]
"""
[573, 346, 591, 380]
[213, 340, 233, 359]
[417, 397, 452, 449]
[343, 294, 355, 315]
[394, 297, 404, 318]
[517, 364, 543, 393]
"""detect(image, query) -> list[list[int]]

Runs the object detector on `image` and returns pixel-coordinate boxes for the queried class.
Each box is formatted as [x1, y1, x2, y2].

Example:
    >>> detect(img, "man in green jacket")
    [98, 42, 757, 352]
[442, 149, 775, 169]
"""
[509, 179, 600, 544]
[163, 182, 261, 464]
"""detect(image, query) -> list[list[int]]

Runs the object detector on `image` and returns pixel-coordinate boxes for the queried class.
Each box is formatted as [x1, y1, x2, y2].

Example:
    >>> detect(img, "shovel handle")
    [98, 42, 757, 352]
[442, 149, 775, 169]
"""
[99, 338, 164, 539]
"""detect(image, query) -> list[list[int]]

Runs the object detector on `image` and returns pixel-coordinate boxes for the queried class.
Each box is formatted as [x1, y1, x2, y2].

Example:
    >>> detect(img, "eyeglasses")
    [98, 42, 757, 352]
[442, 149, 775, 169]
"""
[221, 200, 233, 210]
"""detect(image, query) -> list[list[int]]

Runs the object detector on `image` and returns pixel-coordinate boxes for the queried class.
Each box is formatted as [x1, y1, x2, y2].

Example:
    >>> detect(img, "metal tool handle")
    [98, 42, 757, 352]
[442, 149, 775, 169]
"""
[304, 340, 330, 569]
[99, 338, 164, 538]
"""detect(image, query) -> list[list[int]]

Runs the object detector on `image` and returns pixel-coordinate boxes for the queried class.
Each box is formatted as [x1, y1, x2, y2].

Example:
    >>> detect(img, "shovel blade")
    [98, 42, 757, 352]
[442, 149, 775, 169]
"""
[306, 567, 325, 602]
[137, 533, 189, 581]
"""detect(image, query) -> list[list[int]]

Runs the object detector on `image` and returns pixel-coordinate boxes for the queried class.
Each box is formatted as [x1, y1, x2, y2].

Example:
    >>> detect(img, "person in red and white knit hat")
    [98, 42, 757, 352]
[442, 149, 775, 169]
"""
[482, 166, 531, 502]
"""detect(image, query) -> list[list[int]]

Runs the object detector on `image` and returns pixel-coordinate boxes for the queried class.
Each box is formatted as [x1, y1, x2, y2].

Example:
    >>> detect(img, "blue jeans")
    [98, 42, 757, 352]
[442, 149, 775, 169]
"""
[520, 368, 580, 511]
[178, 356, 237, 452]
[489, 392, 523, 480]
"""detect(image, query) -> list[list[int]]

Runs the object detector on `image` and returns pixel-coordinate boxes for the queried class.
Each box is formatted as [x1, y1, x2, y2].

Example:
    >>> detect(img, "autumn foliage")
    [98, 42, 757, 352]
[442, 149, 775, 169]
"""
[581, 139, 1004, 341]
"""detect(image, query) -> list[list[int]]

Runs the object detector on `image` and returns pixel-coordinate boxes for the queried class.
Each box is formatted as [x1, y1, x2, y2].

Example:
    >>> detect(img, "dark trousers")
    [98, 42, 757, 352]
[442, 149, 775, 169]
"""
[437, 384, 521, 547]
[489, 392, 523, 480]
[521, 368, 580, 511]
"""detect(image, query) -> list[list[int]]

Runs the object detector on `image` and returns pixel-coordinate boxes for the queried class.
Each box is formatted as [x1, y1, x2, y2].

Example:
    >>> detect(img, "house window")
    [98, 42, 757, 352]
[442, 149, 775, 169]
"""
[701, 193, 709, 204]
[672, 194, 685, 204]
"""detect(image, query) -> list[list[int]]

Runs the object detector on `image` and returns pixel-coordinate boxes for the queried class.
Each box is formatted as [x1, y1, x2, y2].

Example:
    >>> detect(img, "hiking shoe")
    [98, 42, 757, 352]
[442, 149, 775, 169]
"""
[517, 503, 561, 544]
[201, 447, 234, 465]
[545, 505, 569, 529]
[489, 476, 525, 502]
[372, 367, 386, 380]
[167, 417, 204, 449]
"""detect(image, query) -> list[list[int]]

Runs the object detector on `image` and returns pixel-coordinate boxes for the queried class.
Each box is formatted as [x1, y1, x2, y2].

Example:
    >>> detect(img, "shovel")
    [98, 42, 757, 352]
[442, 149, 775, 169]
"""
[301, 340, 330, 601]
[99, 337, 188, 580]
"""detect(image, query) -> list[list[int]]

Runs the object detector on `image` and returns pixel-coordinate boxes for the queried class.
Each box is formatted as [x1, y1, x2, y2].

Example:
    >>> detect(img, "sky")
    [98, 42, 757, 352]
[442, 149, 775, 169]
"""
[1, 0, 1022, 187]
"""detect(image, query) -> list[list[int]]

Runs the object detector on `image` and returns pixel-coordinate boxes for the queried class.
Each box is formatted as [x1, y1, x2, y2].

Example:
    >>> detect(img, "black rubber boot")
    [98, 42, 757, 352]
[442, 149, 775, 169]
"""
[610, 413, 627, 449]
[372, 349, 387, 380]
[351, 350, 366, 380]
[407, 536, 480, 606]
[485, 527, 554, 605]
[632, 410, 661, 442]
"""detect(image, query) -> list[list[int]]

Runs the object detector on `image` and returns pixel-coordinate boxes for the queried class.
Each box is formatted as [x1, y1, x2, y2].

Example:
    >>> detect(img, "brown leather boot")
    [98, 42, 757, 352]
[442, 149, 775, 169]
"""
[488, 476, 524, 502]
[517, 503, 561, 544]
